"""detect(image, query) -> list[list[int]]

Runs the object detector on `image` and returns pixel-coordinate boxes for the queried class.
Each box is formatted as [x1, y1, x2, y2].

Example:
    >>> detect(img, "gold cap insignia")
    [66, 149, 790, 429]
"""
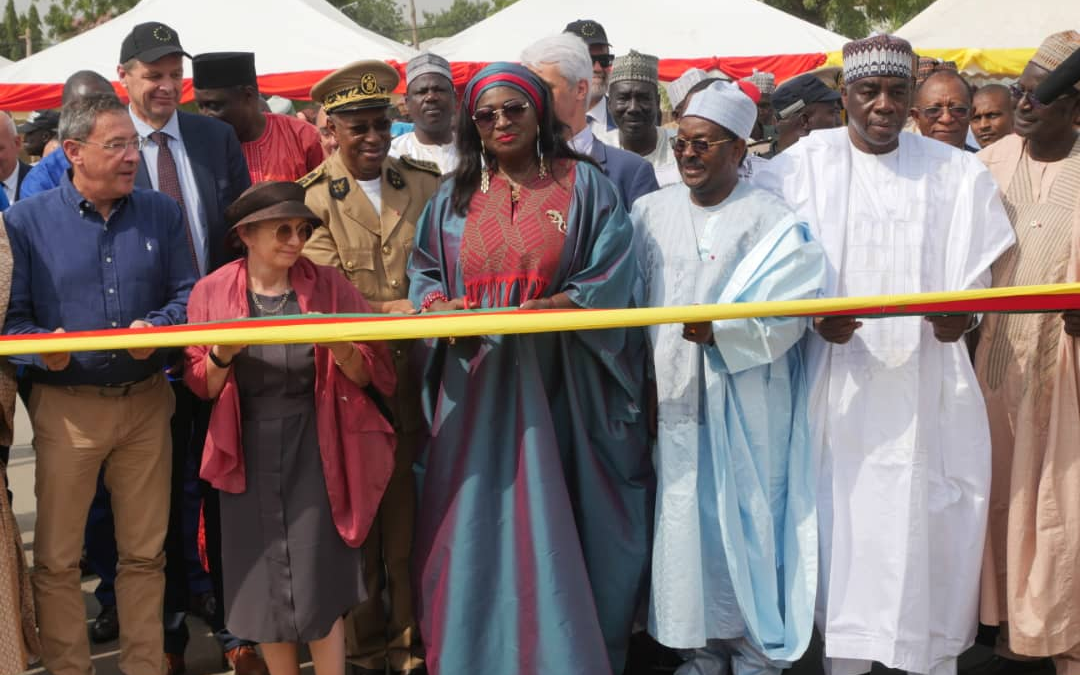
[311, 60, 400, 115]
[581, 22, 597, 36]
[153, 25, 173, 42]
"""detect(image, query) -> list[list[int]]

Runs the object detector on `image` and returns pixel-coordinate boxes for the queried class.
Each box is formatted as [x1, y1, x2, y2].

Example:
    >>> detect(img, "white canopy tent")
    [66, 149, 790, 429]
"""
[897, 0, 1078, 50]
[431, 0, 847, 83]
[0, 0, 417, 109]
[895, 0, 1078, 76]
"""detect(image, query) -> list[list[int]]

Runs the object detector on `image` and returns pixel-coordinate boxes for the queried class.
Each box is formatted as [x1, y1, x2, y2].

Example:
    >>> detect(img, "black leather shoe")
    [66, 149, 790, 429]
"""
[89, 604, 119, 643]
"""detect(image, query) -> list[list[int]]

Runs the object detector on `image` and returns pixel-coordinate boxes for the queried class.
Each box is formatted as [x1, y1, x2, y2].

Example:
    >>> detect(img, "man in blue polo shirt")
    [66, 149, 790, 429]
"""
[18, 70, 118, 200]
[3, 94, 195, 675]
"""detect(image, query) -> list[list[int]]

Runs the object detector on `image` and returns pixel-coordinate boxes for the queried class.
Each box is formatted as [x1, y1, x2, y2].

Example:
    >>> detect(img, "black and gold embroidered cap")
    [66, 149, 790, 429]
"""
[120, 22, 190, 64]
[311, 60, 399, 114]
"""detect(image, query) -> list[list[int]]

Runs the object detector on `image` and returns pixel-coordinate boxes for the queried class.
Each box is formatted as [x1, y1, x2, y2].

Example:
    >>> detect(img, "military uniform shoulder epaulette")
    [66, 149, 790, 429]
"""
[296, 164, 327, 189]
[398, 155, 441, 176]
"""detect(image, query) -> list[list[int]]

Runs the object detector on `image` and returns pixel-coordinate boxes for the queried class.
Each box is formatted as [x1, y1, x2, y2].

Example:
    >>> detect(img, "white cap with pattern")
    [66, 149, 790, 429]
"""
[682, 80, 757, 140]
[667, 68, 708, 110]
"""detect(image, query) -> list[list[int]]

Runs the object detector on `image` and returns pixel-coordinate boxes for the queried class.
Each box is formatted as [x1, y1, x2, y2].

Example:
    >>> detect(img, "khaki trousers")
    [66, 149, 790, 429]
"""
[346, 428, 422, 672]
[29, 375, 174, 675]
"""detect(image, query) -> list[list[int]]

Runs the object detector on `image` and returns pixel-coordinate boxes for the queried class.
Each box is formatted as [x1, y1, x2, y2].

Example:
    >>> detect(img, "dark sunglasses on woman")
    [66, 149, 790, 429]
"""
[472, 100, 532, 129]
[260, 222, 315, 243]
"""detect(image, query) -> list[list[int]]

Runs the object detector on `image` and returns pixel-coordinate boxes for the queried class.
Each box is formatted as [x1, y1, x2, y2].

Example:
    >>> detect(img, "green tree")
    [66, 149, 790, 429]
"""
[329, 0, 407, 41]
[488, 0, 518, 14]
[761, 0, 935, 38]
[417, 0, 489, 42]
[2, 0, 20, 60]
[42, 0, 137, 41]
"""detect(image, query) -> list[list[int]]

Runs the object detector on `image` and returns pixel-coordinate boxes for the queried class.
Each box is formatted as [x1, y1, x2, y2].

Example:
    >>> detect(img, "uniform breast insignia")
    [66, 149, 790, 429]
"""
[330, 177, 350, 200]
[387, 167, 406, 190]
[296, 165, 326, 189]
[400, 155, 441, 177]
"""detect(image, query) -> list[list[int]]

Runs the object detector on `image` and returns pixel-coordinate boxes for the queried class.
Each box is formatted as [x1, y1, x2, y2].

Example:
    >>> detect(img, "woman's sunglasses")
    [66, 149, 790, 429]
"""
[472, 100, 531, 130]
[258, 222, 315, 243]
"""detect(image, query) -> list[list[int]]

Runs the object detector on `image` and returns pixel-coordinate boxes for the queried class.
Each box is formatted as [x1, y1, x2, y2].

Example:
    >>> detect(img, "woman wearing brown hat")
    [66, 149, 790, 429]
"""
[183, 181, 396, 675]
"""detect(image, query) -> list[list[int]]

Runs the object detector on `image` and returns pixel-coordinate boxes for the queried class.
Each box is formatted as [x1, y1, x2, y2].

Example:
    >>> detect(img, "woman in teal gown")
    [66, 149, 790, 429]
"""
[406, 63, 654, 675]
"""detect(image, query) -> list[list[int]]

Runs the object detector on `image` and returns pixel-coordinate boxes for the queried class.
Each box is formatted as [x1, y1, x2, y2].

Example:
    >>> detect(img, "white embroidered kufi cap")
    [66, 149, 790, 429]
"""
[682, 80, 757, 140]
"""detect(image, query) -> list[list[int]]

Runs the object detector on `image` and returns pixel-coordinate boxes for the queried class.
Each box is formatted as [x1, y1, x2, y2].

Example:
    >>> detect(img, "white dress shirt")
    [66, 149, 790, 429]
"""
[1, 161, 19, 206]
[569, 125, 596, 157]
[587, 96, 611, 138]
[129, 107, 209, 276]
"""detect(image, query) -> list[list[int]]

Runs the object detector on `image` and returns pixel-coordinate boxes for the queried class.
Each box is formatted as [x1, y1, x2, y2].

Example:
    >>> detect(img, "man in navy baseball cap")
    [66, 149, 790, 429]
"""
[770, 72, 842, 155]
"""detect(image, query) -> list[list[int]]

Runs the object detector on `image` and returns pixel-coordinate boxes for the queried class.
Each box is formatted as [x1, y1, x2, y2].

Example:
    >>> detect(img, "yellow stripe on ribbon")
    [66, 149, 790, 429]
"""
[2, 283, 1078, 357]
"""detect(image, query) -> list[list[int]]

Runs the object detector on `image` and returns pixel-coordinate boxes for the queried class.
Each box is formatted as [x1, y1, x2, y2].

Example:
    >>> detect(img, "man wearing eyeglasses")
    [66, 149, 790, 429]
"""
[1, 93, 196, 675]
[974, 30, 1080, 673]
[564, 19, 617, 137]
[910, 70, 977, 151]
[631, 79, 825, 675]
[755, 34, 1015, 675]
[302, 59, 439, 675]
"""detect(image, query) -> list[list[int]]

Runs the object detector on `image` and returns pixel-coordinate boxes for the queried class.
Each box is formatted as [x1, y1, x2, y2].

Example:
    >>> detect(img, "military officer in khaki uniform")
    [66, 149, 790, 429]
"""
[301, 59, 439, 675]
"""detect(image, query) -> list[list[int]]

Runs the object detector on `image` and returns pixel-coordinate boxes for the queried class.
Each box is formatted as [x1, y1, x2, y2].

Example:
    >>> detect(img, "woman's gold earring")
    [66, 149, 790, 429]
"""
[536, 126, 547, 180]
[480, 140, 491, 193]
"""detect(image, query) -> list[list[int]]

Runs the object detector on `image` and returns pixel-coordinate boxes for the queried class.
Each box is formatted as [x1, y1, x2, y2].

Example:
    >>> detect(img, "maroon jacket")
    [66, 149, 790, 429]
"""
[184, 256, 396, 546]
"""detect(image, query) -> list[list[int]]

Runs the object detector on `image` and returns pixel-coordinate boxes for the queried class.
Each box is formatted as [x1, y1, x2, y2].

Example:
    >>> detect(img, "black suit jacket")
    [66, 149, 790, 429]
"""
[135, 111, 251, 274]
[12, 160, 31, 201]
